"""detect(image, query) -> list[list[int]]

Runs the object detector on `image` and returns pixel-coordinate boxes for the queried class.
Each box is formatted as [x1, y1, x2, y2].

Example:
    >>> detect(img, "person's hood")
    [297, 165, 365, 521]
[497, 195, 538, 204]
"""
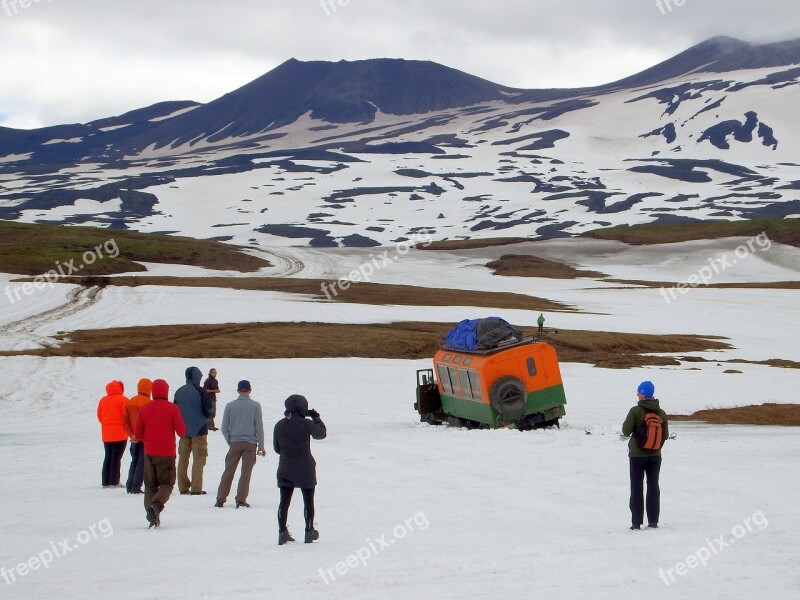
[185, 366, 202, 386]
[284, 394, 308, 417]
[105, 380, 124, 396]
[152, 379, 169, 400]
[638, 398, 661, 412]
[137, 378, 153, 396]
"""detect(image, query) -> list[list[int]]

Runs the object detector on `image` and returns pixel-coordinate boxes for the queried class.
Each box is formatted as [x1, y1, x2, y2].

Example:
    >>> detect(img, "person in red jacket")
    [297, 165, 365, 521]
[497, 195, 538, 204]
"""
[123, 378, 152, 494]
[97, 380, 129, 488]
[135, 379, 186, 528]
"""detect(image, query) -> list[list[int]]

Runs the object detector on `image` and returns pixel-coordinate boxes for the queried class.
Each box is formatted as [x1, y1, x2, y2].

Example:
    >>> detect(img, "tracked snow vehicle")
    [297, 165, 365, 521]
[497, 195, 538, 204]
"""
[415, 317, 567, 430]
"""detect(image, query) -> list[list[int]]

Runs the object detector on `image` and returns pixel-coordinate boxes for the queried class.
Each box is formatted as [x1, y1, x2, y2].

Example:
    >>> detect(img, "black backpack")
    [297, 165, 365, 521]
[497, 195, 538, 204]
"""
[635, 409, 665, 451]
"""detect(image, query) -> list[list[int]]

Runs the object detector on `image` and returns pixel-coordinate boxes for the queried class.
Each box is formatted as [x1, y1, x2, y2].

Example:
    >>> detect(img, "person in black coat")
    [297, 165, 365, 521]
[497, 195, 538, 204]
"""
[273, 394, 326, 545]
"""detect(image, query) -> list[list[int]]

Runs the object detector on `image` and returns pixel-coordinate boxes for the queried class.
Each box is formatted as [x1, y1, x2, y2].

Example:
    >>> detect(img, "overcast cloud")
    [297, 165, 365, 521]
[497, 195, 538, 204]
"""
[1, 0, 798, 129]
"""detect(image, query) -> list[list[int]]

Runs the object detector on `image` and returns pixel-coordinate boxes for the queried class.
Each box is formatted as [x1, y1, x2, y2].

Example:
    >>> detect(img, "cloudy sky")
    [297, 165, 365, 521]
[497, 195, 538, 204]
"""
[1, 0, 798, 129]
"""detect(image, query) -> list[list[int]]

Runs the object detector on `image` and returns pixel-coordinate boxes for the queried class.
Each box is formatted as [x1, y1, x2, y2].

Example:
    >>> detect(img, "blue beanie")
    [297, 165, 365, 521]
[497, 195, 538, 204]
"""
[637, 381, 655, 397]
[238, 380, 251, 392]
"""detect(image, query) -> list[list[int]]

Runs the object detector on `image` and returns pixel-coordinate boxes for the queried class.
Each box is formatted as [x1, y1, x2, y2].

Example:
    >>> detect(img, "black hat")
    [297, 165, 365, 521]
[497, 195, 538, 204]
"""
[284, 394, 308, 417]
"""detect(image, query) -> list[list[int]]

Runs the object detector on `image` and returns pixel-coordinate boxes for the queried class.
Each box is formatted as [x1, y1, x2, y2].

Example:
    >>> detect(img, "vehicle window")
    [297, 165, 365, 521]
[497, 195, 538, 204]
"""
[467, 370, 482, 400]
[458, 369, 472, 399]
[447, 367, 461, 396]
[443, 354, 452, 362]
[453, 356, 462, 364]
[437, 364, 453, 394]
[526, 357, 537, 377]
[463, 357, 472, 365]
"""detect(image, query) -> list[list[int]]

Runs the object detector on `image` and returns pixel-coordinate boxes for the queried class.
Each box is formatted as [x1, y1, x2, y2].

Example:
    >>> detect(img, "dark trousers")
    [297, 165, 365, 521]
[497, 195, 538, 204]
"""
[101, 440, 127, 486]
[538, 324, 544, 335]
[216, 442, 258, 503]
[126, 441, 145, 492]
[278, 486, 315, 532]
[144, 455, 177, 513]
[629, 456, 662, 527]
[207, 398, 217, 429]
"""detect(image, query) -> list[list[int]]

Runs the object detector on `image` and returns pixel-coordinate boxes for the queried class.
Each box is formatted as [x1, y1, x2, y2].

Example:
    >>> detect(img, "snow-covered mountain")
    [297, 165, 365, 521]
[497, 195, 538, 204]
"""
[1, 36, 799, 247]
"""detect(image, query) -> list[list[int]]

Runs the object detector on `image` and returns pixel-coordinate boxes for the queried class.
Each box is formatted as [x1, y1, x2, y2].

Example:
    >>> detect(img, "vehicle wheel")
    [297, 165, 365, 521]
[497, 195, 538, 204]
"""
[490, 376, 526, 421]
[447, 415, 467, 428]
[421, 413, 443, 426]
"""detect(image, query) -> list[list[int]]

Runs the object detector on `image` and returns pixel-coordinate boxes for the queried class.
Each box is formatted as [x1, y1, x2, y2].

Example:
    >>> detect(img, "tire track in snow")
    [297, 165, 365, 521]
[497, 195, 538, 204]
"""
[0, 286, 104, 349]
[256, 249, 305, 277]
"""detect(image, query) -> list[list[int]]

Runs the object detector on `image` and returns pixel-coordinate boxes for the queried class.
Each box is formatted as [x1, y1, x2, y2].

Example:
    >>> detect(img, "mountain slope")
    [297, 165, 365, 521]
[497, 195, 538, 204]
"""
[0, 37, 798, 247]
[122, 58, 521, 152]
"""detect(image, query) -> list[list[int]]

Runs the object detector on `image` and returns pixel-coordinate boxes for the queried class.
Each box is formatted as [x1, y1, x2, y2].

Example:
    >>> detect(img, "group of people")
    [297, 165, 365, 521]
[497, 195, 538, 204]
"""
[98, 367, 668, 535]
[96, 367, 327, 543]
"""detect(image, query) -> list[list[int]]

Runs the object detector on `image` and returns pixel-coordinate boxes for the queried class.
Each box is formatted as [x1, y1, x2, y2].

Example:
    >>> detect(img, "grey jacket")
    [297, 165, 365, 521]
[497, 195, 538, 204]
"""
[221, 395, 265, 450]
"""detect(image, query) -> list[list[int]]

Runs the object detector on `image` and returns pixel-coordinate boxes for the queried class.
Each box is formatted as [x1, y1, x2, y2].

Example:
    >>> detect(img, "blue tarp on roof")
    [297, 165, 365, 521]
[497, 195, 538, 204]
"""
[443, 317, 523, 352]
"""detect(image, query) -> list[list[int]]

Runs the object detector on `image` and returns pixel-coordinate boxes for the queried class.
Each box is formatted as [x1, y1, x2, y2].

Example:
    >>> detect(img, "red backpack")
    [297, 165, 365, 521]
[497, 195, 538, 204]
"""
[635, 409, 665, 451]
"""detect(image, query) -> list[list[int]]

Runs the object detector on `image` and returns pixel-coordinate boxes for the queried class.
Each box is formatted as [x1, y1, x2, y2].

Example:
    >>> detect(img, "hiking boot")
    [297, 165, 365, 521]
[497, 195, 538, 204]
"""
[179, 491, 190, 495]
[630, 525, 641, 530]
[190, 491, 207, 496]
[647, 523, 658, 529]
[214, 500, 224, 508]
[236, 500, 250, 509]
[278, 530, 295, 545]
[304, 529, 319, 544]
[147, 505, 160, 529]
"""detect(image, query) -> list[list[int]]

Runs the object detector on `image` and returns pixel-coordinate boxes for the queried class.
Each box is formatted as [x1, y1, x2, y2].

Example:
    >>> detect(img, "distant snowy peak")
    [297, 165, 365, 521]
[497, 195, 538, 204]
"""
[117, 58, 521, 152]
[1, 37, 799, 245]
[606, 37, 800, 90]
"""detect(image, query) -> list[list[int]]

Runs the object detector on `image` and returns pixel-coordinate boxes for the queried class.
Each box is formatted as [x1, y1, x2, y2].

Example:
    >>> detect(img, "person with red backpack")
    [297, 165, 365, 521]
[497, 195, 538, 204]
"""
[622, 380, 669, 530]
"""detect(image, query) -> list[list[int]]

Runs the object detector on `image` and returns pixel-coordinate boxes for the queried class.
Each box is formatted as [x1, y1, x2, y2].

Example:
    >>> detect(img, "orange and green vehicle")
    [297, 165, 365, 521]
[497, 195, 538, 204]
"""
[414, 318, 567, 430]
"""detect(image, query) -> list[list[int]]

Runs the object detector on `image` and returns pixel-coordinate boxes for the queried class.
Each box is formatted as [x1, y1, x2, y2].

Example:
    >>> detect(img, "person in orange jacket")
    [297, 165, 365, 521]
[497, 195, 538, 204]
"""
[123, 378, 152, 494]
[97, 380, 129, 488]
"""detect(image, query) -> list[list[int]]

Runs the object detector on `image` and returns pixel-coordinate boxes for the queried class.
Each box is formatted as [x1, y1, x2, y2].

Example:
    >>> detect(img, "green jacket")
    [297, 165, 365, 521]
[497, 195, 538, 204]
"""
[622, 398, 669, 458]
[537, 314, 545, 326]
